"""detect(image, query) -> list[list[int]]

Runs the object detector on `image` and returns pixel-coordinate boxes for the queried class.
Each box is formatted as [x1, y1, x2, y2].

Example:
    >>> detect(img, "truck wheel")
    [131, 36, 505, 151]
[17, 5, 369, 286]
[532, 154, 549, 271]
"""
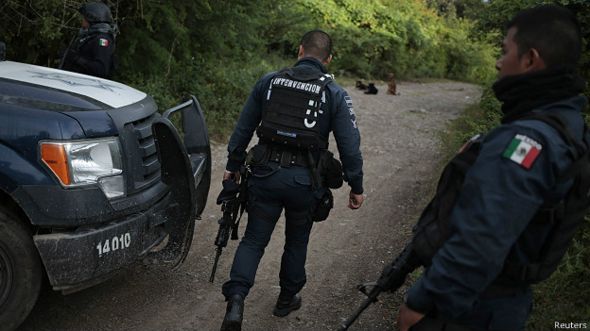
[0, 208, 42, 331]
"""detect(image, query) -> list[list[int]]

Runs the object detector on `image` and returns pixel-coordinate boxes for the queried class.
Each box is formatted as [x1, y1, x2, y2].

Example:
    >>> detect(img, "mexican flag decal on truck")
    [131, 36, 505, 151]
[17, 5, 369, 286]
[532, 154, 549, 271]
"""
[503, 134, 542, 169]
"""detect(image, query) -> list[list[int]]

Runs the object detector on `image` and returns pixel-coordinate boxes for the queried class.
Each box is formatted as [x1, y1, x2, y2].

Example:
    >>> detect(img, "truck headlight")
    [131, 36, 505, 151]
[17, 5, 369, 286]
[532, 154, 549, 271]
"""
[40, 137, 125, 199]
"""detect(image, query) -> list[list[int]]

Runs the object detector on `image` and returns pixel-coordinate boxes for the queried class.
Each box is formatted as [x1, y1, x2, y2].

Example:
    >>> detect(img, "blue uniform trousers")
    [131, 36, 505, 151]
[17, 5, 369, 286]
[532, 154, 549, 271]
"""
[222, 165, 315, 300]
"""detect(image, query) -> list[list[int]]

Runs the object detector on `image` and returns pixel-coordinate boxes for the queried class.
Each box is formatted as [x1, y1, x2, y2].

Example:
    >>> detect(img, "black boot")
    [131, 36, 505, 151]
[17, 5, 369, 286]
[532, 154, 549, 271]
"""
[220, 294, 244, 331]
[272, 294, 302, 317]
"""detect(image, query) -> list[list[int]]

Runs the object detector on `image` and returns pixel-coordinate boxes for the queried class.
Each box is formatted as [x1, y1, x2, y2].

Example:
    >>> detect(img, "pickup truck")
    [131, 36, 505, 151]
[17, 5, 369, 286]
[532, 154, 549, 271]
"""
[0, 52, 211, 330]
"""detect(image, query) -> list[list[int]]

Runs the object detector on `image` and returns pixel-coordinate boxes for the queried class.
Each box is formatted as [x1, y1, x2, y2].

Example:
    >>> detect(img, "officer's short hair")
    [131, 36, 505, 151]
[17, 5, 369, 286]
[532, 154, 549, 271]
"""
[300, 30, 332, 61]
[507, 4, 581, 69]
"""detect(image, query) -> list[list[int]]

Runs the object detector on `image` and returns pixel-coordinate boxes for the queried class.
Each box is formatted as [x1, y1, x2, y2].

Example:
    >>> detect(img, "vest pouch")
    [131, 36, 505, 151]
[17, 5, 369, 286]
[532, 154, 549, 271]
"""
[318, 150, 343, 189]
[312, 189, 334, 222]
[246, 144, 270, 167]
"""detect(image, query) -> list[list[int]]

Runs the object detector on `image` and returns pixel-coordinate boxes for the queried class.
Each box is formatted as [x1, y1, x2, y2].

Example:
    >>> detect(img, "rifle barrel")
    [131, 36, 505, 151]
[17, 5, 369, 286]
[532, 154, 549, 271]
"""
[339, 294, 377, 331]
[209, 247, 223, 283]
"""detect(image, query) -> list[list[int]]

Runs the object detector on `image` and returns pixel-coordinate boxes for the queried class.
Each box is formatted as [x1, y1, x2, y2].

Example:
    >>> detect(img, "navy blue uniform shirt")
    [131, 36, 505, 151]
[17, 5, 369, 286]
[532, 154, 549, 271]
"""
[226, 57, 364, 194]
[406, 95, 588, 327]
[62, 27, 115, 78]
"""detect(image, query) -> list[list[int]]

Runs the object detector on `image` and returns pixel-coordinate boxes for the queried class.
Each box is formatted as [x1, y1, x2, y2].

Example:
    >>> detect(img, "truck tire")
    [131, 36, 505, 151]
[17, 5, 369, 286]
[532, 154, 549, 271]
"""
[0, 207, 42, 331]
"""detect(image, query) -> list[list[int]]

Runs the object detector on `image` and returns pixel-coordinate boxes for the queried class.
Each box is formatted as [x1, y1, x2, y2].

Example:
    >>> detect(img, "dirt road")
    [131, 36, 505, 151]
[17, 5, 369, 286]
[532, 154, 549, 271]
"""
[19, 80, 481, 331]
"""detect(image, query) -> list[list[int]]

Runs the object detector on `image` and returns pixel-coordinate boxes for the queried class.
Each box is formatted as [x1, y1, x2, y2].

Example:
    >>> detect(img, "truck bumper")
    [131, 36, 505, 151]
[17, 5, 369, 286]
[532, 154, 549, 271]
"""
[34, 192, 172, 292]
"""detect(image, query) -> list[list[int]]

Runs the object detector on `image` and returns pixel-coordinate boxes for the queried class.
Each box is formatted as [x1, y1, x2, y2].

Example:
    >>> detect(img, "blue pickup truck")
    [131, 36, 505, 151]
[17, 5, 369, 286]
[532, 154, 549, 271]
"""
[0, 52, 211, 330]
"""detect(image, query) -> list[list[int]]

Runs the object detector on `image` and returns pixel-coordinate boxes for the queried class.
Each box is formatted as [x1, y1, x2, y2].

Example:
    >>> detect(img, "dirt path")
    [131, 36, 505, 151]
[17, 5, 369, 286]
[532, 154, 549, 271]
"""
[19, 80, 481, 331]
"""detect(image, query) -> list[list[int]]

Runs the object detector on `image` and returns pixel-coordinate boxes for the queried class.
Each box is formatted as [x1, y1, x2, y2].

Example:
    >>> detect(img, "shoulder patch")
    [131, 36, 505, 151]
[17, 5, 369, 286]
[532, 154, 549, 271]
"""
[343, 95, 357, 128]
[502, 134, 543, 169]
[99, 38, 110, 47]
[344, 95, 354, 114]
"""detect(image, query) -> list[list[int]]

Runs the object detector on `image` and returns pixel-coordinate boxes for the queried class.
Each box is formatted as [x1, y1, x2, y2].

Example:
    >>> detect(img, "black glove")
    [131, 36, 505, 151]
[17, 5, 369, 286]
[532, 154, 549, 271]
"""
[216, 179, 240, 205]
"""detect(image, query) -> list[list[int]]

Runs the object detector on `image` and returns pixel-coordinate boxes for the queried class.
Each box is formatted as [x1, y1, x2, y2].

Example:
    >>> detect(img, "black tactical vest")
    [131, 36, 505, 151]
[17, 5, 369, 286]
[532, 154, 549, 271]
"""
[411, 113, 590, 284]
[256, 66, 333, 150]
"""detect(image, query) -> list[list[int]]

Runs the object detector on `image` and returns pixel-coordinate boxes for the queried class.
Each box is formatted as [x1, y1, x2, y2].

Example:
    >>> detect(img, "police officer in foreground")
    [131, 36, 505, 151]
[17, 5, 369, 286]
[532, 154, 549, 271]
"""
[219, 30, 364, 330]
[61, 2, 116, 78]
[398, 5, 588, 331]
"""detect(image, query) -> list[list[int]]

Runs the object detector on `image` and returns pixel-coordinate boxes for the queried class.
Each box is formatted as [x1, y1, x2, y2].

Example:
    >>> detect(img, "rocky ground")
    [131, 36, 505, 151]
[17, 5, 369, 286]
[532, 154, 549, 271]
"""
[20, 80, 481, 331]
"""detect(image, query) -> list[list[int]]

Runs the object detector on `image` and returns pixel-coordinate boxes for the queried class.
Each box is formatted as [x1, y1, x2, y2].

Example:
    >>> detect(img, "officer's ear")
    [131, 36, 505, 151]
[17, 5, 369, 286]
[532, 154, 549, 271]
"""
[323, 54, 333, 65]
[522, 48, 546, 73]
[297, 45, 305, 60]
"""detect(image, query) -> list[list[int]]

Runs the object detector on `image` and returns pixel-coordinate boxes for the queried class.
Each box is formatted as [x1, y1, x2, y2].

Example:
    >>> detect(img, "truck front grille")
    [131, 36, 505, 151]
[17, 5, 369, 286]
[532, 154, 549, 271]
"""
[131, 113, 161, 182]
[122, 112, 161, 193]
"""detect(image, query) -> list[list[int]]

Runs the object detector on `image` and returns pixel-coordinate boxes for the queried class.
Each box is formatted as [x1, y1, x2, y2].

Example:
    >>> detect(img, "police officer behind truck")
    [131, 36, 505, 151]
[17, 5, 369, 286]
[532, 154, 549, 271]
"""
[398, 5, 588, 331]
[220, 30, 364, 330]
[61, 2, 116, 78]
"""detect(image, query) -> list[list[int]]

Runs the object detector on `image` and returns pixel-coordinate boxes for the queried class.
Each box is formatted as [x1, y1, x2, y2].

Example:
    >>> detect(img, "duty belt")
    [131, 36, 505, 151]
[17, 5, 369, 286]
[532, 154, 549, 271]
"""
[268, 148, 309, 168]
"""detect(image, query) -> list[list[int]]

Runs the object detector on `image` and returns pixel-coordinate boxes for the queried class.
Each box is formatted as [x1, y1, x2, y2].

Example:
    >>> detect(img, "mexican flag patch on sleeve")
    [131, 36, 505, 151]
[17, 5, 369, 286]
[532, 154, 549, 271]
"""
[502, 134, 543, 169]
[99, 38, 109, 47]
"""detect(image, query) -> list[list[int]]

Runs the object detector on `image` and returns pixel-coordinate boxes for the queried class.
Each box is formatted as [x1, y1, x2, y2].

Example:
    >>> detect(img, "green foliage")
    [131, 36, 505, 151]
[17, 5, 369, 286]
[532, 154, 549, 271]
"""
[0, 0, 289, 138]
[441, 87, 501, 157]
[1, 0, 588, 327]
[275, 0, 497, 82]
[0, 0, 497, 137]
[474, 0, 590, 100]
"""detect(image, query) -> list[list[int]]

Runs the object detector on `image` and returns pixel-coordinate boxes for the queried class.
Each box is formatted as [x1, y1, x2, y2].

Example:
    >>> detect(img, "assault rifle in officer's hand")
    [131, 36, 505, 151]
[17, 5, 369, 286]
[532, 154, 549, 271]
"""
[339, 245, 420, 330]
[209, 179, 244, 283]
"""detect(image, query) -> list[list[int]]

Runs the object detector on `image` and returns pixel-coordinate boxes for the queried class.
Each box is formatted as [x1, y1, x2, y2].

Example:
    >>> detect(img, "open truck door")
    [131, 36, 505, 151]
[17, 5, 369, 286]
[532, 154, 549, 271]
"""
[147, 96, 211, 267]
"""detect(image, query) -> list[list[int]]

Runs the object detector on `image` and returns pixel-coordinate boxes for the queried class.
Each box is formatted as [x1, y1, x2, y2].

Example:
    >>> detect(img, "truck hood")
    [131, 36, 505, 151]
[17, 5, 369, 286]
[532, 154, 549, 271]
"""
[0, 61, 146, 108]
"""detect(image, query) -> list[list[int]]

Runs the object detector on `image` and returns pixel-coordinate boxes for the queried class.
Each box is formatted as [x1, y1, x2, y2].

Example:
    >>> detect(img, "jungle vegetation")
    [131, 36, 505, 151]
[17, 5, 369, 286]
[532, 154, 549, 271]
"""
[1, 1, 588, 329]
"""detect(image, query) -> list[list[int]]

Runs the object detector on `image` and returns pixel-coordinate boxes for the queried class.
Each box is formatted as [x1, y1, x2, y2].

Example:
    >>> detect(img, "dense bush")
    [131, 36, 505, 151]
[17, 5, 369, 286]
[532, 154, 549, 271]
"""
[281, 0, 497, 82]
[1, 0, 588, 328]
[473, 0, 590, 99]
[1, 0, 496, 136]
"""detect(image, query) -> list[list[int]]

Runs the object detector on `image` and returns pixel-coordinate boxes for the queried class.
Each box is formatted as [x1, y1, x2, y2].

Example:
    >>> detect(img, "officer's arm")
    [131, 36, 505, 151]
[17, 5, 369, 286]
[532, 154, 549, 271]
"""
[73, 35, 114, 78]
[225, 76, 268, 172]
[406, 125, 558, 319]
[331, 89, 364, 194]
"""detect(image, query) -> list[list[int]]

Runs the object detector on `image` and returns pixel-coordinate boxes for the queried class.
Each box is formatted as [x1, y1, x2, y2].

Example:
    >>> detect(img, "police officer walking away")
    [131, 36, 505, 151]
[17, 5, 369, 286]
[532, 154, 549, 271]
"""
[219, 30, 364, 330]
[61, 2, 116, 78]
[398, 5, 588, 331]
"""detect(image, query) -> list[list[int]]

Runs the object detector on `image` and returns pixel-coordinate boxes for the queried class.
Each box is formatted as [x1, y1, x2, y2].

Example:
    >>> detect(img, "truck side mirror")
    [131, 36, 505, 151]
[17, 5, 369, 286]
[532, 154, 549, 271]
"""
[0, 42, 5, 61]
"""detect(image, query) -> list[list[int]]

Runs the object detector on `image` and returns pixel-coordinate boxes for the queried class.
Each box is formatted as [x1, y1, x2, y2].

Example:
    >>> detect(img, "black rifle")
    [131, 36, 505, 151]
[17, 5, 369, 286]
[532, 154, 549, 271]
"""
[209, 176, 247, 283]
[339, 244, 420, 330]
